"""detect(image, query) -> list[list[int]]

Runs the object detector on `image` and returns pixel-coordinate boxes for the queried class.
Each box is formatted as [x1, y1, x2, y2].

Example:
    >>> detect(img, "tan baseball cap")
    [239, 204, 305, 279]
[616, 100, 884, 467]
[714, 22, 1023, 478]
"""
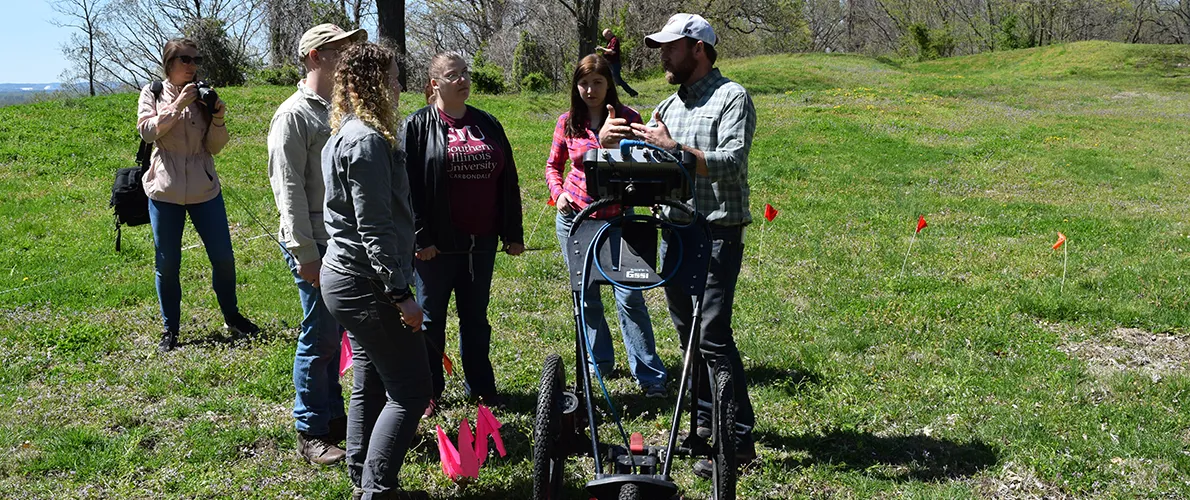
[298, 24, 367, 58]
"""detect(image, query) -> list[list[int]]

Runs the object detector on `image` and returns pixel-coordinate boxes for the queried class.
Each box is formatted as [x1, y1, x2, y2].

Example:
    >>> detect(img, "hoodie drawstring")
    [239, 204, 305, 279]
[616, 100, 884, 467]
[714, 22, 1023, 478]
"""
[468, 235, 476, 281]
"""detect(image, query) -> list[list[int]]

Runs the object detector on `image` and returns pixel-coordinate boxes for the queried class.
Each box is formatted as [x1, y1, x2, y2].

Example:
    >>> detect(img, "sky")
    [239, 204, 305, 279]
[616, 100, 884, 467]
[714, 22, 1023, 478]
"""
[1, 1, 386, 85]
[3, 1, 75, 83]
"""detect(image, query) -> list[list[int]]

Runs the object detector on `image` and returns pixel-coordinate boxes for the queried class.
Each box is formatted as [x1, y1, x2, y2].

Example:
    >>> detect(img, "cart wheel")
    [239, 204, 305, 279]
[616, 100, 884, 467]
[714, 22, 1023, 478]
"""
[533, 353, 566, 500]
[711, 367, 737, 500]
[618, 483, 641, 500]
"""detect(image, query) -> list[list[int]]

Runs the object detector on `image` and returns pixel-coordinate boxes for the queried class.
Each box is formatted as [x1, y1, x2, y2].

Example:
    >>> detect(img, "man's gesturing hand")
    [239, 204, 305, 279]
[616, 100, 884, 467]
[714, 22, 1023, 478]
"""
[630, 110, 677, 151]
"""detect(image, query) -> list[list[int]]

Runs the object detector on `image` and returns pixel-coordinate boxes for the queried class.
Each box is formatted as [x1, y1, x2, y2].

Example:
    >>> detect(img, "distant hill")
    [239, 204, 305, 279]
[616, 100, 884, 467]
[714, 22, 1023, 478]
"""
[0, 82, 130, 107]
[0, 83, 65, 107]
[0, 83, 64, 92]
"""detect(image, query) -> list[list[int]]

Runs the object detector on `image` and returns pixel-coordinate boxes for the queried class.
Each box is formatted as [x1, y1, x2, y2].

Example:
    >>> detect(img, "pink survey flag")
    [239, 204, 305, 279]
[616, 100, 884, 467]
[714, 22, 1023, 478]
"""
[457, 418, 480, 479]
[436, 425, 463, 480]
[436, 406, 507, 481]
[339, 331, 352, 376]
[474, 404, 507, 466]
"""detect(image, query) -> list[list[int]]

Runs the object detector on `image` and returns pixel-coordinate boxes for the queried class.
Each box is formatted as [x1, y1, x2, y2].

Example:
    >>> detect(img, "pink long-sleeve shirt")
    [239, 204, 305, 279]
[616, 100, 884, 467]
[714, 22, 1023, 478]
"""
[544, 104, 642, 219]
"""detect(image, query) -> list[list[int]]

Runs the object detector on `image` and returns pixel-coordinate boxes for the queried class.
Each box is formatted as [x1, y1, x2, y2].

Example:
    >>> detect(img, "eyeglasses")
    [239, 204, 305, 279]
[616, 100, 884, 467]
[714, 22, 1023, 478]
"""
[172, 55, 204, 65]
[440, 70, 471, 83]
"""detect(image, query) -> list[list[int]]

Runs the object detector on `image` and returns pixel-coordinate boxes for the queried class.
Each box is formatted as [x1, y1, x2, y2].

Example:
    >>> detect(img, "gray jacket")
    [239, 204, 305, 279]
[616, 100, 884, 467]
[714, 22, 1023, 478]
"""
[267, 82, 332, 264]
[322, 116, 415, 295]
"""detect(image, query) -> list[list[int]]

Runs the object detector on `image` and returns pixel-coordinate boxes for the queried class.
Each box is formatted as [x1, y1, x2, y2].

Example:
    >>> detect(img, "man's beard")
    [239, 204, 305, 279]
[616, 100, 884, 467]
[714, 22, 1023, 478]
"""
[664, 58, 695, 85]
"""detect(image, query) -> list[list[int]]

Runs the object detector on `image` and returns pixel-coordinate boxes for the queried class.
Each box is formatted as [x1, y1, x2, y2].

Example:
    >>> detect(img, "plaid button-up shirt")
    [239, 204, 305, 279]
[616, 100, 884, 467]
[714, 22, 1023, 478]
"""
[652, 68, 756, 226]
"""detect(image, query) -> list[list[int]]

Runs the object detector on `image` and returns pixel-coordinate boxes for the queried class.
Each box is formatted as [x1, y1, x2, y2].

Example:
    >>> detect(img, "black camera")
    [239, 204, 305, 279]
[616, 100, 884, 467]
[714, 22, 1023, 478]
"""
[194, 80, 219, 114]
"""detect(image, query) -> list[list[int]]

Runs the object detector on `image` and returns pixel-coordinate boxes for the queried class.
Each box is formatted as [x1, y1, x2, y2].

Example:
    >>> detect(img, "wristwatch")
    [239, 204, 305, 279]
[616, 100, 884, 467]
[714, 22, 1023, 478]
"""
[669, 142, 684, 159]
[388, 287, 413, 303]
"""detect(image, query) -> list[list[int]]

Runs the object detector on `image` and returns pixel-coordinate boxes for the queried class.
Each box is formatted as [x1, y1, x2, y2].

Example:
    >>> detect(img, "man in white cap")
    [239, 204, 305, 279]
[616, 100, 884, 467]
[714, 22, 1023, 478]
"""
[267, 22, 366, 466]
[600, 12, 758, 479]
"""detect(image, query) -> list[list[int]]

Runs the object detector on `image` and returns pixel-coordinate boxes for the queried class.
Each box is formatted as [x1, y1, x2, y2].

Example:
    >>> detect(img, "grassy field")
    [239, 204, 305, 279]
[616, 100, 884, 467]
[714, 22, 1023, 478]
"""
[2, 40, 1189, 498]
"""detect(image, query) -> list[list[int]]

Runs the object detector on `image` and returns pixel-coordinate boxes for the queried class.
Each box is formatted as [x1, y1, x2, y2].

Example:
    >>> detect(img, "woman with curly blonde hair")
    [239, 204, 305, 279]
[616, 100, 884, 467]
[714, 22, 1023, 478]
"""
[318, 42, 430, 500]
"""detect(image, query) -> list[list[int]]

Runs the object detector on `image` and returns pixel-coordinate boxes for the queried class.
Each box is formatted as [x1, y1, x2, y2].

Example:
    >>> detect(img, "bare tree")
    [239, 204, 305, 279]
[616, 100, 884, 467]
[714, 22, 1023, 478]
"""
[95, 0, 266, 88]
[269, 0, 312, 67]
[51, 0, 110, 96]
[553, 0, 600, 58]
[376, 0, 409, 88]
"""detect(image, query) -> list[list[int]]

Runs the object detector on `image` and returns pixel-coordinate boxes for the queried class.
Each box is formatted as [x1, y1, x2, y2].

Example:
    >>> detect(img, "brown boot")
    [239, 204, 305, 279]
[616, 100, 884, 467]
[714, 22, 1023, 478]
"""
[298, 431, 346, 465]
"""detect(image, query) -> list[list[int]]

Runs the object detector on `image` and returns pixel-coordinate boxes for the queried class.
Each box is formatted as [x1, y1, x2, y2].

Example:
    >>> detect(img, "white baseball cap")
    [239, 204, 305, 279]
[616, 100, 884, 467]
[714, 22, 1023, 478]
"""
[645, 13, 717, 48]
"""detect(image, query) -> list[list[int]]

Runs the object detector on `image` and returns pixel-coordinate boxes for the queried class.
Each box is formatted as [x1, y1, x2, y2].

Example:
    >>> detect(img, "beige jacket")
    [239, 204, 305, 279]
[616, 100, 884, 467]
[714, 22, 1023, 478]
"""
[267, 82, 331, 265]
[136, 80, 229, 205]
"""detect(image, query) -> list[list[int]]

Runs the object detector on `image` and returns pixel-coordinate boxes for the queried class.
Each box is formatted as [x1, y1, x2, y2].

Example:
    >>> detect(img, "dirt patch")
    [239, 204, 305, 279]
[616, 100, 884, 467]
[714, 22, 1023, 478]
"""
[1058, 327, 1190, 379]
[973, 461, 1072, 499]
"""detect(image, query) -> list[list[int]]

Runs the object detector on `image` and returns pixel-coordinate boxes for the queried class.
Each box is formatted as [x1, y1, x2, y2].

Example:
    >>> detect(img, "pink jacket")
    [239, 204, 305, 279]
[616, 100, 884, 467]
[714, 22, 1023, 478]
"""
[136, 81, 229, 205]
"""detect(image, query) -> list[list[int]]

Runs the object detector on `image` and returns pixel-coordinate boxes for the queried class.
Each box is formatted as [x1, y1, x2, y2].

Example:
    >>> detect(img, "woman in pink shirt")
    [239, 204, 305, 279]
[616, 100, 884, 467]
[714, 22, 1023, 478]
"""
[136, 38, 258, 352]
[546, 54, 668, 396]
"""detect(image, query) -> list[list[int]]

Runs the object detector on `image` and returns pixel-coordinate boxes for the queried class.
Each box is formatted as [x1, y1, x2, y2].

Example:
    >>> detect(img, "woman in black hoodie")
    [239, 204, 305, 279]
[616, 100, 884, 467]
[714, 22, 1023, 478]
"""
[401, 51, 524, 417]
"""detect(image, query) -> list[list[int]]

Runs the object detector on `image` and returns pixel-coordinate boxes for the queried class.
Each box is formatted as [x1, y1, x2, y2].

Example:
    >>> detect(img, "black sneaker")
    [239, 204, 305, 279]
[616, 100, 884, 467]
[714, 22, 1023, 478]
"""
[478, 392, 504, 409]
[157, 330, 178, 353]
[692, 441, 758, 479]
[223, 313, 260, 336]
[353, 487, 430, 500]
[693, 458, 715, 479]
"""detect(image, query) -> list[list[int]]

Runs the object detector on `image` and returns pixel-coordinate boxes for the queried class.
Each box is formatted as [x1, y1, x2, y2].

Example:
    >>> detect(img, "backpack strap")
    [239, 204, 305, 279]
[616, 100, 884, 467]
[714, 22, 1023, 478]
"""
[135, 81, 165, 170]
[115, 216, 123, 252]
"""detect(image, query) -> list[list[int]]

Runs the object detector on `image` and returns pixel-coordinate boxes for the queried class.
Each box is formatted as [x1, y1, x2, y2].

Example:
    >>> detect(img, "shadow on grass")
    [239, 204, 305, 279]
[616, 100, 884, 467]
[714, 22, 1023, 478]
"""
[746, 364, 823, 395]
[755, 428, 998, 482]
[178, 325, 290, 349]
[451, 476, 590, 500]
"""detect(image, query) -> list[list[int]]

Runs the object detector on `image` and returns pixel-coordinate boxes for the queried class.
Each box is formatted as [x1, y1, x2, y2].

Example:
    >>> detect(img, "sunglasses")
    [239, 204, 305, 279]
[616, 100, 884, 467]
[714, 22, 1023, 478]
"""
[172, 55, 204, 65]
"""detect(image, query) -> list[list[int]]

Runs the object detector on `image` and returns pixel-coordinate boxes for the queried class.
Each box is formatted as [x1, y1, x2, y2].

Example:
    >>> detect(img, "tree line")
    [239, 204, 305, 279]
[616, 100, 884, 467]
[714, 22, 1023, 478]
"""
[52, 0, 1190, 96]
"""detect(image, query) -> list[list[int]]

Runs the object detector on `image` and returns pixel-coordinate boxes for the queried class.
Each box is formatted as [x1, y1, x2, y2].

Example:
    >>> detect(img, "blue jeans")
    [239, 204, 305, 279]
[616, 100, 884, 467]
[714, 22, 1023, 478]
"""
[283, 245, 346, 435]
[148, 193, 239, 333]
[414, 235, 500, 399]
[661, 224, 755, 446]
[321, 265, 431, 497]
[556, 211, 667, 389]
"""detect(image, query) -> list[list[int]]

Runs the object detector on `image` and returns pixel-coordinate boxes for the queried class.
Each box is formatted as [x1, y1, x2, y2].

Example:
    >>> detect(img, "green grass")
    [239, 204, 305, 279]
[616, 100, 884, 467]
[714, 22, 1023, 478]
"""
[2, 40, 1189, 498]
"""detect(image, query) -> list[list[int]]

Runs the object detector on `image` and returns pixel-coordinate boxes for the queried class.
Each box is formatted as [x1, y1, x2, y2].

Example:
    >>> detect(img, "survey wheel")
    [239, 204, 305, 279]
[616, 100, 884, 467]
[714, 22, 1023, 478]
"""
[711, 367, 738, 500]
[533, 353, 566, 499]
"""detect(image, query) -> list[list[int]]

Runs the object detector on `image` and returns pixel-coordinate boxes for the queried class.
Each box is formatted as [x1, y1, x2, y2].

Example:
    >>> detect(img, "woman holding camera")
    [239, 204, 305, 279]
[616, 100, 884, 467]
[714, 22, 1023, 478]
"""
[319, 42, 430, 500]
[137, 38, 258, 352]
[402, 52, 525, 417]
[545, 54, 667, 397]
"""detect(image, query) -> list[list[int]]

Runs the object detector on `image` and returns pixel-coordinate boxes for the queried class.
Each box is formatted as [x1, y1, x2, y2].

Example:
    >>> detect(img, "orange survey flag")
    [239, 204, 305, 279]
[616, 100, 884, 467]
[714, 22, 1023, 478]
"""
[916, 215, 928, 233]
[443, 353, 454, 376]
[1052, 232, 1066, 250]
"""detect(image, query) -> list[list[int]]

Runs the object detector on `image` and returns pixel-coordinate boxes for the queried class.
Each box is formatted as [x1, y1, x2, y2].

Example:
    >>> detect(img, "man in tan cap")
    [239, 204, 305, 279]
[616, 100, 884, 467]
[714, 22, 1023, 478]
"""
[267, 22, 366, 466]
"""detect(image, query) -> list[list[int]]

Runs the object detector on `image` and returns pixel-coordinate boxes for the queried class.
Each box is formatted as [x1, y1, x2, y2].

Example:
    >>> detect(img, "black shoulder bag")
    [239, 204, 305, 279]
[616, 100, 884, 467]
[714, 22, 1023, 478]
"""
[110, 81, 163, 251]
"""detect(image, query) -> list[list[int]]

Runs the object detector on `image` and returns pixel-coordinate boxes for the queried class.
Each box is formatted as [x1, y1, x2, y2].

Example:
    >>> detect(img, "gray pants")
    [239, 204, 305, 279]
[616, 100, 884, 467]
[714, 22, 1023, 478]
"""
[321, 265, 432, 498]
